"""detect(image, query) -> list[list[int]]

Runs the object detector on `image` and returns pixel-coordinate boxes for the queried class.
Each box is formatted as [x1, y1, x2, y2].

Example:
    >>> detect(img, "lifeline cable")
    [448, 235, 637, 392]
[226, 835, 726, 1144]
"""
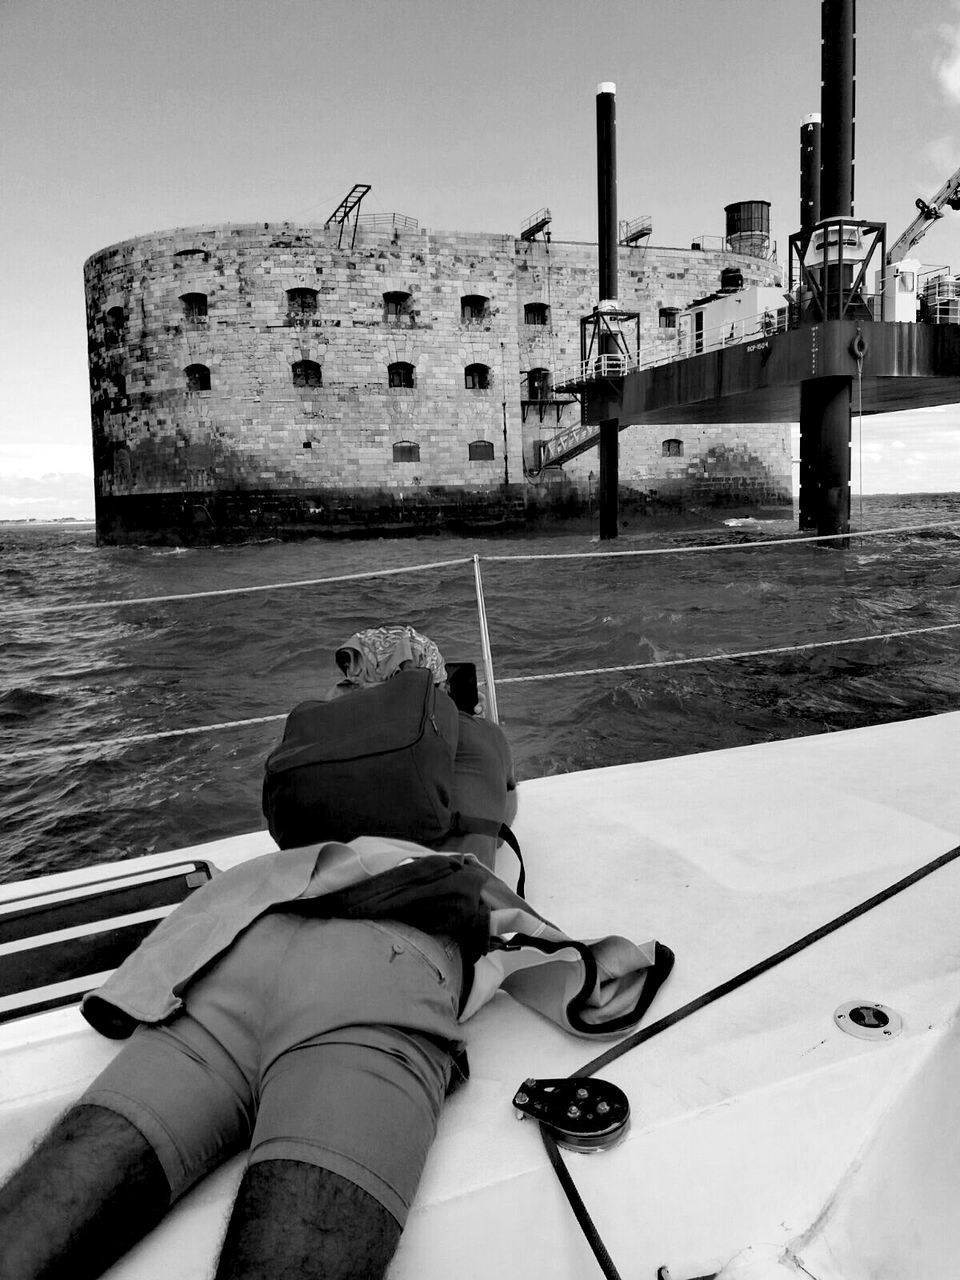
[5, 521, 960, 620]
[538, 836, 960, 1280]
[4, 615, 959, 764]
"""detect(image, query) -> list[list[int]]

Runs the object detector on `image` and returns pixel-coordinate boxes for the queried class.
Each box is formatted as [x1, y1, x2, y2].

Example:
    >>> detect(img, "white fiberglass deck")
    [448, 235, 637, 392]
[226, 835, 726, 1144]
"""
[2, 711, 960, 1279]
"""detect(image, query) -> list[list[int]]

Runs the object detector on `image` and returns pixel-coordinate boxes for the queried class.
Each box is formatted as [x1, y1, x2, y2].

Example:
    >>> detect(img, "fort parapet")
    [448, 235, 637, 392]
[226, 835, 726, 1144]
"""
[84, 220, 793, 543]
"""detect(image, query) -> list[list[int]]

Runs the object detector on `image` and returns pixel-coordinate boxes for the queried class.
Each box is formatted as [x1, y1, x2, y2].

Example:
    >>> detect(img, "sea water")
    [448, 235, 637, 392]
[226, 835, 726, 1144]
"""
[2, 494, 959, 881]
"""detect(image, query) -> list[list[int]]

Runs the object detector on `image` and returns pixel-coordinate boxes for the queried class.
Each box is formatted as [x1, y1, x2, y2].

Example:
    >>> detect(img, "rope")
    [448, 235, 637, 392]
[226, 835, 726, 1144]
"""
[4, 616, 959, 765]
[0, 714, 291, 763]
[496, 618, 960, 686]
[5, 519, 960, 619]
[541, 837, 960, 1278]
[3, 558, 474, 620]
[480, 520, 960, 564]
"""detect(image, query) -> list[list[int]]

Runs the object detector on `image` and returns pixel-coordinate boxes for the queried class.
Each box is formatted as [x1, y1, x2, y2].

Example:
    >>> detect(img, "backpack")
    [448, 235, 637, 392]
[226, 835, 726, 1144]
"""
[262, 669, 460, 850]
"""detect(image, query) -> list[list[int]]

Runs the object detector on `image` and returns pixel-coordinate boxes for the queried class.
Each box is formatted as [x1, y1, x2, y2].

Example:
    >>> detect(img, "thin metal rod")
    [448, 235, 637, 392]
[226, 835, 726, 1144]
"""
[472, 554, 499, 723]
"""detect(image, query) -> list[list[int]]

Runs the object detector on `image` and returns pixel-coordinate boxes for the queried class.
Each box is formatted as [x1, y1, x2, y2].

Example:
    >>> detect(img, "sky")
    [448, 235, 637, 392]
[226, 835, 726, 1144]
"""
[5, 0, 960, 519]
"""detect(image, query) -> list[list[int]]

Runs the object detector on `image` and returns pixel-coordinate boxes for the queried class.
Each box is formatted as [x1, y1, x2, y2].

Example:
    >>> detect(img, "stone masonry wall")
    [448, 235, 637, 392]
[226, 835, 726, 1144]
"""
[84, 221, 792, 542]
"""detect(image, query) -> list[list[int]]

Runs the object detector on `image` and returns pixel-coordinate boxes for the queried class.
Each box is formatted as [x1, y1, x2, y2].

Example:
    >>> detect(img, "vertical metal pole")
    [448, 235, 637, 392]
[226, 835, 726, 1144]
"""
[800, 113, 822, 229]
[798, 377, 851, 538]
[472, 555, 499, 724]
[820, 0, 856, 218]
[596, 82, 620, 541]
[598, 418, 619, 541]
[597, 83, 618, 306]
[798, 0, 854, 542]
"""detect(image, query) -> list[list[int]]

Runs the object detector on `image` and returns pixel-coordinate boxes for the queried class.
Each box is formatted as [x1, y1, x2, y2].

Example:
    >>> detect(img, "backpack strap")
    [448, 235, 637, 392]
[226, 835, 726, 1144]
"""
[453, 815, 525, 897]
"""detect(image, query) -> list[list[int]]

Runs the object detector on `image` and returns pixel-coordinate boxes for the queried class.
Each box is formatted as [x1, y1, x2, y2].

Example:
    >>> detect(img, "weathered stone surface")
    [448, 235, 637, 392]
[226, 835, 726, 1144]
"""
[84, 221, 792, 543]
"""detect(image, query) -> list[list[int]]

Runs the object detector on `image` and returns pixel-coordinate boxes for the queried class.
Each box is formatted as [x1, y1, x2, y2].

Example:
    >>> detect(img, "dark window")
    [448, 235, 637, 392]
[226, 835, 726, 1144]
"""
[181, 292, 208, 320]
[527, 367, 551, 400]
[383, 291, 412, 321]
[105, 305, 125, 330]
[185, 363, 211, 392]
[286, 288, 318, 317]
[292, 360, 323, 387]
[464, 363, 490, 389]
[461, 294, 489, 322]
[524, 302, 549, 325]
[662, 438, 683, 457]
[658, 308, 678, 329]
[468, 440, 495, 461]
[393, 441, 420, 462]
[388, 361, 415, 388]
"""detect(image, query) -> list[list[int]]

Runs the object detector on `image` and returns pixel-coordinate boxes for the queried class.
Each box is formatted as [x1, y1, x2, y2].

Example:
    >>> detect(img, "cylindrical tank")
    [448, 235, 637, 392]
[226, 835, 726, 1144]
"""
[724, 201, 771, 258]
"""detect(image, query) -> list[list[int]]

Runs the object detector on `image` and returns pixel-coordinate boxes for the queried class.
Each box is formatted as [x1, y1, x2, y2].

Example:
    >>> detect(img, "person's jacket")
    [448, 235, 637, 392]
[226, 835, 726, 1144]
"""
[80, 837, 673, 1042]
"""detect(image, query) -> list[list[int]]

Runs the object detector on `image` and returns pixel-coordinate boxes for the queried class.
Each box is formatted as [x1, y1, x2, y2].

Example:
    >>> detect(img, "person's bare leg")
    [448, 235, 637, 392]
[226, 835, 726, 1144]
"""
[215, 1160, 401, 1280]
[0, 1103, 169, 1280]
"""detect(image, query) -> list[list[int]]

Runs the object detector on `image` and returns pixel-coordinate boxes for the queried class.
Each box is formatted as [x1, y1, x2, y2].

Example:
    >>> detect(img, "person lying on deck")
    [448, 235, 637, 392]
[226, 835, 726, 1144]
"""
[0, 628, 670, 1280]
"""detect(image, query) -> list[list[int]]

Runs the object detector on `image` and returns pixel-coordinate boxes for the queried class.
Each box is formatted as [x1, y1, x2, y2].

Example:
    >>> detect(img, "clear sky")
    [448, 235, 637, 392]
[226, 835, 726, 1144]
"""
[4, 0, 960, 519]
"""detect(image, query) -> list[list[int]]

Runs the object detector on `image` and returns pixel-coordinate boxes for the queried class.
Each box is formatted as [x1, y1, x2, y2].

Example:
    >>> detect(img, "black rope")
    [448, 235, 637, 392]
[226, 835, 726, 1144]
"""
[540, 837, 960, 1277]
[540, 1124, 625, 1280]
[577, 837, 960, 1079]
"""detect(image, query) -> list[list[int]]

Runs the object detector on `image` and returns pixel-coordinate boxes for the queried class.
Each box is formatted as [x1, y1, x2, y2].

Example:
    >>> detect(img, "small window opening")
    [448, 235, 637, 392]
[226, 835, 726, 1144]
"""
[393, 440, 420, 462]
[658, 308, 678, 329]
[461, 294, 489, 323]
[388, 361, 415, 388]
[662, 438, 683, 457]
[105, 305, 125, 330]
[292, 360, 323, 387]
[286, 288, 318, 317]
[527, 367, 551, 400]
[383, 291, 412, 321]
[468, 440, 495, 461]
[524, 302, 549, 325]
[185, 363, 211, 392]
[464, 363, 490, 389]
[181, 292, 208, 320]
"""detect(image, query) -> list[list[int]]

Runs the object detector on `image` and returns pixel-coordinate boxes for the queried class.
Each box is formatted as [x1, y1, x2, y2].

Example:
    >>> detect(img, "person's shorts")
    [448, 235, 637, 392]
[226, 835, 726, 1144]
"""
[81, 913, 463, 1225]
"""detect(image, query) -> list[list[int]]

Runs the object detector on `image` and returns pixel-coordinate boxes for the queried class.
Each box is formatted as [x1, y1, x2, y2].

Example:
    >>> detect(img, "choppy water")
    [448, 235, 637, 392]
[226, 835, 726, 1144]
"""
[2, 495, 960, 882]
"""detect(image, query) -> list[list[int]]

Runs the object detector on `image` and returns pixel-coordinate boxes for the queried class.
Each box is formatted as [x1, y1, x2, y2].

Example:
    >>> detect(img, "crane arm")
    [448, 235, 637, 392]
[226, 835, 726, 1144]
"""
[887, 166, 960, 263]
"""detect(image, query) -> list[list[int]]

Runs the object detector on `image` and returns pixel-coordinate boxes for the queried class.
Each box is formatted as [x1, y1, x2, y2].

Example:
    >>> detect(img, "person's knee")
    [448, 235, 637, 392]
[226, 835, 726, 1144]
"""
[216, 1160, 401, 1280]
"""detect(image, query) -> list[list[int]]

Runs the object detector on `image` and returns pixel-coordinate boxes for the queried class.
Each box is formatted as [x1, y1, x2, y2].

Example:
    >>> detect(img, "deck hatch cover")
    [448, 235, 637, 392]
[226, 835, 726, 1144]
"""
[834, 1000, 903, 1040]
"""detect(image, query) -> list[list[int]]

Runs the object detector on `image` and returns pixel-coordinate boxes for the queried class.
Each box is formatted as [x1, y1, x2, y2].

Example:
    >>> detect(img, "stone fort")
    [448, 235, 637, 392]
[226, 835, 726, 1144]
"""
[84, 213, 793, 543]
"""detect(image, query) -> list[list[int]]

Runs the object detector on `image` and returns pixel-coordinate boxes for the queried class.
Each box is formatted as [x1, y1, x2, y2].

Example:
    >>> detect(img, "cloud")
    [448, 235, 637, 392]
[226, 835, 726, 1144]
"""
[936, 9, 960, 104]
[0, 474, 95, 521]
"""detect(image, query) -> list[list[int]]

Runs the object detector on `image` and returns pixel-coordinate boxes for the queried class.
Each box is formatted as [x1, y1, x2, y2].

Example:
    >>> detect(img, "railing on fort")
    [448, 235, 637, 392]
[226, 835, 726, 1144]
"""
[550, 287, 947, 395]
[356, 213, 419, 231]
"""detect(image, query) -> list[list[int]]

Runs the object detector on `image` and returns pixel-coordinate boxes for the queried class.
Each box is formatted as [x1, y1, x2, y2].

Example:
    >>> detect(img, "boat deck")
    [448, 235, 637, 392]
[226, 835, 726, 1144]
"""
[2, 710, 960, 1279]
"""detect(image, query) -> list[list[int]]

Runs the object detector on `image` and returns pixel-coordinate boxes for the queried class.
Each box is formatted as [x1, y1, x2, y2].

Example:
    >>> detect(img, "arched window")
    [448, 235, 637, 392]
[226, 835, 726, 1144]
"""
[292, 360, 323, 387]
[461, 294, 489, 323]
[185, 363, 211, 392]
[286, 288, 318, 318]
[468, 440, 495, 461]
[464, 363, 490, 389]
[181, 292, 208, 320]
[393, 440, 420, 462]
[388, 361, 415, 388]
[662, 438, 683, 457]
[383, 291, 412, 321]
[524, 302, 549, 325]
[527, 367, 551, 400]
